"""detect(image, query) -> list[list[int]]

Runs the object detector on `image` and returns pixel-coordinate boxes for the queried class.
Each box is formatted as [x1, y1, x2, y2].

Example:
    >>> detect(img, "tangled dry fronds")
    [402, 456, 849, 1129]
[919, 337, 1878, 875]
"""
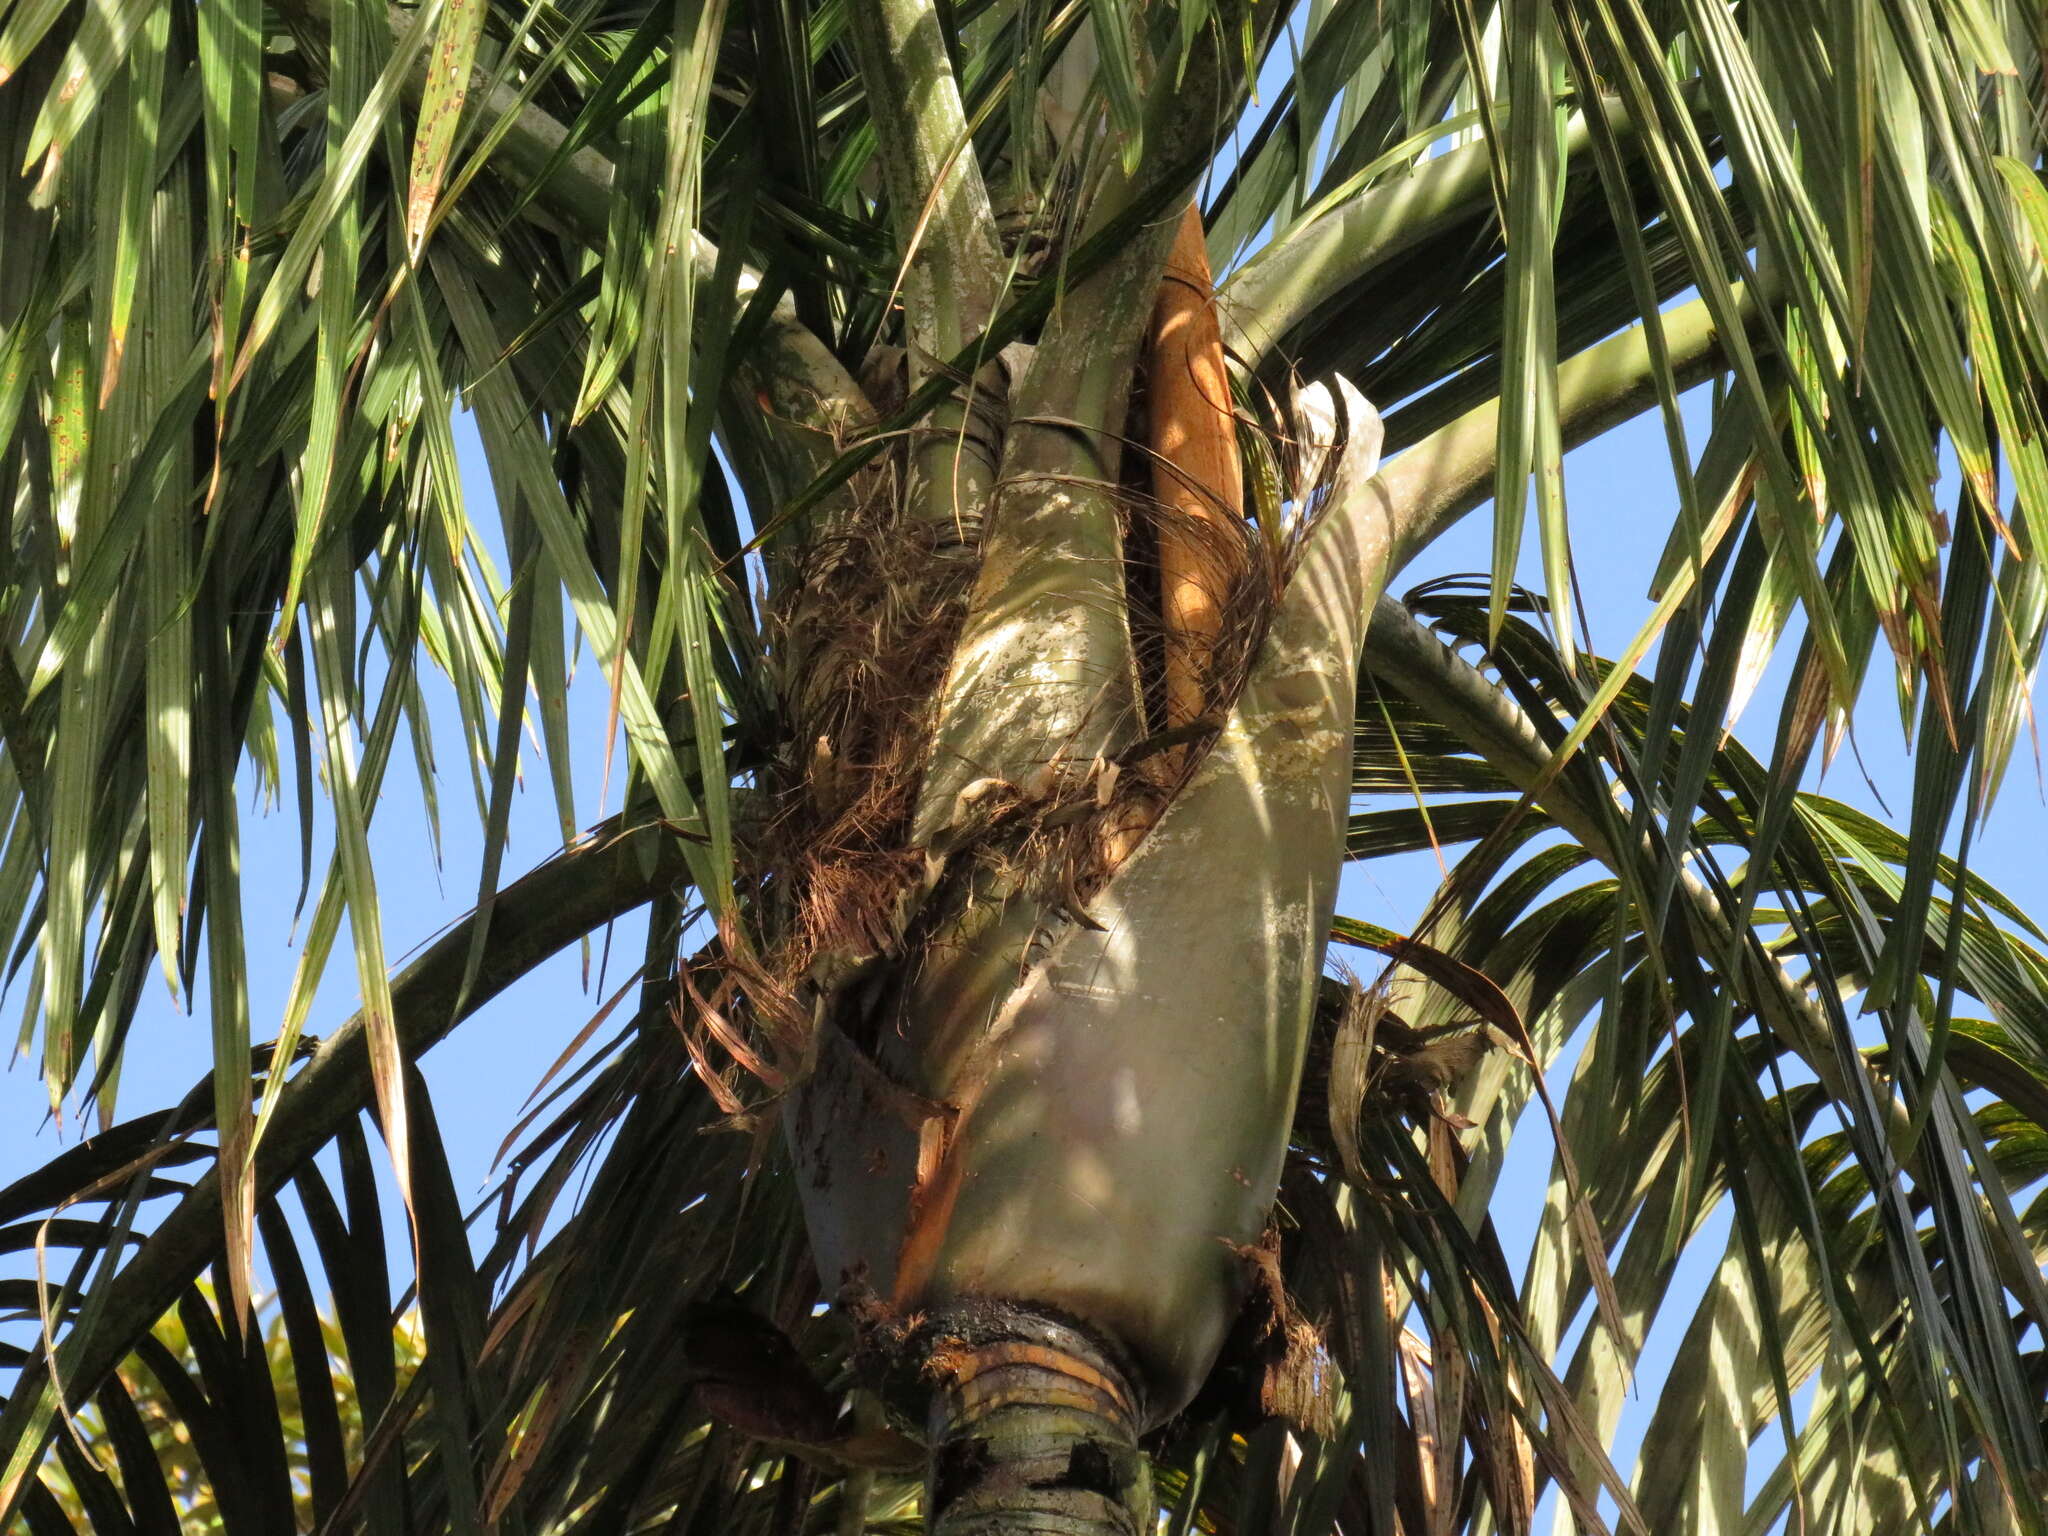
[667, 452, 975, 1112]
[1225, 1227, 1339, 1440]
[757, 480, 978, 999]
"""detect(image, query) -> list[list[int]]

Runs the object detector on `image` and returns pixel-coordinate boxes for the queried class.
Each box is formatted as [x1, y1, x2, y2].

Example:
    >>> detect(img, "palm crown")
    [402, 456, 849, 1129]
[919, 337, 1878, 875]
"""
[2, 0, 2047, 1530]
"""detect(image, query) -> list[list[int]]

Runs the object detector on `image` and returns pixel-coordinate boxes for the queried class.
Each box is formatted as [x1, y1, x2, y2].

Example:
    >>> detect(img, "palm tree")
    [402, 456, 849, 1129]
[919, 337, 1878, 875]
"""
[2, 0, 2047, 1528]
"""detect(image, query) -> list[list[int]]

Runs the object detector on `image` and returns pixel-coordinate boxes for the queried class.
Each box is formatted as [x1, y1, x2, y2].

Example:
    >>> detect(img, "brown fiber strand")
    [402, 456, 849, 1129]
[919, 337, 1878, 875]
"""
[1145, 201, 1245, 732]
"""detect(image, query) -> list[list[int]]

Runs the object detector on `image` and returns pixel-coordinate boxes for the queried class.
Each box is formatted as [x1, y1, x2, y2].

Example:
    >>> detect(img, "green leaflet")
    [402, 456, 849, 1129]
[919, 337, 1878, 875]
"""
[404, 0, 489, 256]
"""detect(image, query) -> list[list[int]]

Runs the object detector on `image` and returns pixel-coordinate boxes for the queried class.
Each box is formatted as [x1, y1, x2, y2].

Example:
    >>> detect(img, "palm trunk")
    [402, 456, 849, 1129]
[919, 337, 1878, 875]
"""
[774, 19, 1397, 1510]
[790, 383, 1390, 1525]
[921, 1305, 1152, 1536]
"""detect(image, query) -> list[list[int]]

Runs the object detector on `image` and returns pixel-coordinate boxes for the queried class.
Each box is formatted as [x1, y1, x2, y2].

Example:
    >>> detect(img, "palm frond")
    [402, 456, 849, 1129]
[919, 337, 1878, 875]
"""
[1321, 585, 2048, 1532]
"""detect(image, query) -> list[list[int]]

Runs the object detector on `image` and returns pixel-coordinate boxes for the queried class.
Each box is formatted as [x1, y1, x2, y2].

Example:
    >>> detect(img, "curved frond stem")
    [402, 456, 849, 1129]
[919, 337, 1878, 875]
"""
[846, 0, 1002, 353]
[1366, 595, 1847, 1077]
[1011, 0, 1273, 446]
[1221, 129, 1496, 368]
[1361, 595, 1966, 1190]
[0, 817, 693, 1525]
[843, 0, 1007, 536]
[1377, 288, 1756, 580]
[1363, 594, 2048, 1522]
[1220, 92, 1667, 373]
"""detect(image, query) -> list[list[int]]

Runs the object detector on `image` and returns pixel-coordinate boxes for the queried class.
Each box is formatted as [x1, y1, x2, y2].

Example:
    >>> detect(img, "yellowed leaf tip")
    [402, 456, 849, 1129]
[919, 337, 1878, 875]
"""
[98, 333, 126, 408]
